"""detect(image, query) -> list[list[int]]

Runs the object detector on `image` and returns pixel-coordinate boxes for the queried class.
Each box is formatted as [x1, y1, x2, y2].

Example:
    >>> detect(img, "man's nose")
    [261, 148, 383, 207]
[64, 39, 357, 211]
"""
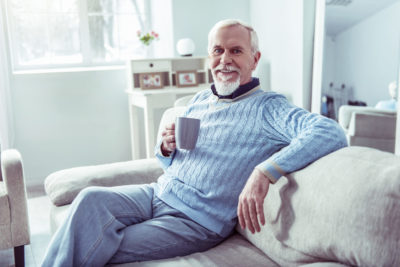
[220, 51, 232, 64]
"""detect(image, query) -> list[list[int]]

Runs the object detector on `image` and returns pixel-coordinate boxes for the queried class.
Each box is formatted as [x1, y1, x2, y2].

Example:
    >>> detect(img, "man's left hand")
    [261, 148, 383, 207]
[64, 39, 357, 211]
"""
[237, 169, 270, 234]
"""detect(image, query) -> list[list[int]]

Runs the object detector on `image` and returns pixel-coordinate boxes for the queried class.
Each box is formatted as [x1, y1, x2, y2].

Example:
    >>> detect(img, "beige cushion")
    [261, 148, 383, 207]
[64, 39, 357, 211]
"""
[45, 158, 163, 206]
[238, 146, 400, 266]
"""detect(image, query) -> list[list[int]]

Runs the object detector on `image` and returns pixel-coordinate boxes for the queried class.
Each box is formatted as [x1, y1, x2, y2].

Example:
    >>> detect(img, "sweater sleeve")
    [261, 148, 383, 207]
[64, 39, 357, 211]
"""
[154, 139, 176, 170]
[255, 95, 348, 183]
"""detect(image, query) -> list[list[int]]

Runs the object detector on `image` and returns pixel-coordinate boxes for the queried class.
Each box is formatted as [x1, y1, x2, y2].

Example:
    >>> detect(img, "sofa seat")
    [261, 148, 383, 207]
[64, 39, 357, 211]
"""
[115, 234, 277, 267]
[109, 233, 349, 267]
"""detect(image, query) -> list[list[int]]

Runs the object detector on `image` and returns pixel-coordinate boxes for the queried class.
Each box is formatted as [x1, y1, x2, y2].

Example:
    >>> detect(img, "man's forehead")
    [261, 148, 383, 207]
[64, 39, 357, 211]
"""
[211, 26, 251, 48]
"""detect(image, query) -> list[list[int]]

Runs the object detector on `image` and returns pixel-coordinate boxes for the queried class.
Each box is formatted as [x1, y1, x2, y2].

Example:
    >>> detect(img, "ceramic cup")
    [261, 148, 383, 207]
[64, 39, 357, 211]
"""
[175, 116, 200, 150]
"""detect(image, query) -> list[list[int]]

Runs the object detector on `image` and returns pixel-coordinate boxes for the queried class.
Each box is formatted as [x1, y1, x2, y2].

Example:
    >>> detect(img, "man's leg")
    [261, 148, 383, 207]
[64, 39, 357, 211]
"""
[108, 196, 227, 264]
[41, 184, 156, 267]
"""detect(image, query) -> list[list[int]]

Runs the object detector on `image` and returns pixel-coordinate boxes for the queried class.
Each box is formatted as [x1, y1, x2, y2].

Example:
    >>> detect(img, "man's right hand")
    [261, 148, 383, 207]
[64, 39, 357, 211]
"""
[161, 122, 176, 156]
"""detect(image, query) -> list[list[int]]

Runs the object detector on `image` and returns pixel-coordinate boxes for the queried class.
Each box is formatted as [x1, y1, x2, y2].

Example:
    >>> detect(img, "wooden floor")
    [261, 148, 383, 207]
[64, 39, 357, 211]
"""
[0, 186, 52, 267]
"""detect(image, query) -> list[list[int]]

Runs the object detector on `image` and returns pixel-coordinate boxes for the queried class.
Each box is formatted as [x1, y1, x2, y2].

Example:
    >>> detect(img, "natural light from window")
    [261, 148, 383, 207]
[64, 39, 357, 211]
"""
[6, 0, 149, 70]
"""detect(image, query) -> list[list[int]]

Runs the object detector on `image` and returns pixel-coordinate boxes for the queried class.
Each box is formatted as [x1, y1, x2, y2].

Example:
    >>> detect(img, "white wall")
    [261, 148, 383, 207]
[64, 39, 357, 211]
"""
[11, 68, 131, 186]
[322, 35, 335, 94]
[323, 1, 400, 106]
[151, 0, 174, 58]
[249, 0, 316, 109]
[171, 0, 250, 57]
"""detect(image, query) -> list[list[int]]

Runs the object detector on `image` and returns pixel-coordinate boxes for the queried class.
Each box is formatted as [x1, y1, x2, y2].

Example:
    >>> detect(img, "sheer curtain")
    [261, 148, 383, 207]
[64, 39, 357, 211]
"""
[0, 8, 14, 150]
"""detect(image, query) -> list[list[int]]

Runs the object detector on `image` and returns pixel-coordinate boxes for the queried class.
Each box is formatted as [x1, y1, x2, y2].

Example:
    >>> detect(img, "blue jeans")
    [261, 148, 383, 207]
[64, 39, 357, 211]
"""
[41, 183, 226, 266]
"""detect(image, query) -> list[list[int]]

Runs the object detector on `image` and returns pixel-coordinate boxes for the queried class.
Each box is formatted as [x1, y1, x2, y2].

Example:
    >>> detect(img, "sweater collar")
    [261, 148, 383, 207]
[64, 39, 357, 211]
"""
[211, 78, 260, 100]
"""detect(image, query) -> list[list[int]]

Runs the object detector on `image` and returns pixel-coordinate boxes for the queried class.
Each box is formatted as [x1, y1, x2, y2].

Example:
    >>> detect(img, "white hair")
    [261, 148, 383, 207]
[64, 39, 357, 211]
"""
[207, 19, 259, 55]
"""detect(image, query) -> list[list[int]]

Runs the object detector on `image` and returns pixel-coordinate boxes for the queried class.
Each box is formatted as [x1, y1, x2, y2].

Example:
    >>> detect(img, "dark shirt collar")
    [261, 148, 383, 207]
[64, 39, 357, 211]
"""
[211, 78, 260, 99]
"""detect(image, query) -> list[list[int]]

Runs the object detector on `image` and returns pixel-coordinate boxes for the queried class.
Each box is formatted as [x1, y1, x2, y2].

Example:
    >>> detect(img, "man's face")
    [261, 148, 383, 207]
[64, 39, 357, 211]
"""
[209, 25, 261, 87]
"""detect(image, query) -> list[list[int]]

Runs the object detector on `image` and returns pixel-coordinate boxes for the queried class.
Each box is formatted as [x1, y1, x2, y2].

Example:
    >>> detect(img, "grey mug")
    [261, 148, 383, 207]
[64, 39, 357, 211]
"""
[175, 116, 200, 150]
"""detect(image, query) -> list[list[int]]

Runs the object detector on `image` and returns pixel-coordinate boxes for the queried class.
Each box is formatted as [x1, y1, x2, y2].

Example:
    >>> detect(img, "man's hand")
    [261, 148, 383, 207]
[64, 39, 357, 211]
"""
[238, 169, 270, 234]
[161, 123, 176, 156]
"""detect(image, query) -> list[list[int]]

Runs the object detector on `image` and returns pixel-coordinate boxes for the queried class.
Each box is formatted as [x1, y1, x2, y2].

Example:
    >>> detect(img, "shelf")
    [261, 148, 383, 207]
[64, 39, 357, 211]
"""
[126, 86, 207, 96]
[125, 56, 211, 159]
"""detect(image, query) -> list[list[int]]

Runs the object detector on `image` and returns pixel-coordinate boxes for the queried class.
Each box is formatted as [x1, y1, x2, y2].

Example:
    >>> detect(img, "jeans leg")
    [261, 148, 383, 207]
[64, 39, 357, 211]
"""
[41, 184, 156, 267]
[108, 197, 227, 264]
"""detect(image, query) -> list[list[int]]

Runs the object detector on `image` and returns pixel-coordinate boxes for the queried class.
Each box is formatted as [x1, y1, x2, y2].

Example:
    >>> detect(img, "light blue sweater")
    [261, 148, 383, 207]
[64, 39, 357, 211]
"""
[155, 84, 347, 237]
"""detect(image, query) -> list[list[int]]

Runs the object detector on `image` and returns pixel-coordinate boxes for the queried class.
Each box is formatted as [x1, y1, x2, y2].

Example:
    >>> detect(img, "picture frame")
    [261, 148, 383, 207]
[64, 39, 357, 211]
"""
[176, 70, 198, 88]
[139, 72, 164, 90]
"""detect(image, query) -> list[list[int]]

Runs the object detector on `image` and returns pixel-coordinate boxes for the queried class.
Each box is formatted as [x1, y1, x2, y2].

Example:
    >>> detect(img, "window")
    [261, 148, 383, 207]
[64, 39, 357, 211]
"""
[5, 0, 150, 70]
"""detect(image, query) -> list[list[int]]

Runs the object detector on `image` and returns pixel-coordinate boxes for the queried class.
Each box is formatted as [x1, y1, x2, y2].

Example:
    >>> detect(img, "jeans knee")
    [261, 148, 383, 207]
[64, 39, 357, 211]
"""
[74, 186, 110, 207]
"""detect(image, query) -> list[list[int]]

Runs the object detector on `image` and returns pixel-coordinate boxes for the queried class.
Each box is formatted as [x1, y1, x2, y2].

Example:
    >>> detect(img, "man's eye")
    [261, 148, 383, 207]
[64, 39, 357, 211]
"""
[213, 48, 223, 54]
[232, 49, 242, 54]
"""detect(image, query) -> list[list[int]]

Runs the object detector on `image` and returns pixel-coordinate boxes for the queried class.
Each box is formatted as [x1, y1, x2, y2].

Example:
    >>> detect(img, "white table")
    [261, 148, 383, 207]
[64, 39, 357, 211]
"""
[126, 87, 204, 159]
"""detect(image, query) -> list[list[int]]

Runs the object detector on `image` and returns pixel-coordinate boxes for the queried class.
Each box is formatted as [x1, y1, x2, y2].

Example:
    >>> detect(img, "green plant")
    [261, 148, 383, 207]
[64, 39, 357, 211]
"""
[137, 30, 159, 46]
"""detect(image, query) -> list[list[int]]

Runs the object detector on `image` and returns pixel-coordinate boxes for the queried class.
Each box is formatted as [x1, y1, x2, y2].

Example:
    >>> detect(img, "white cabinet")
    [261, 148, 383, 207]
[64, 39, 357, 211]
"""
[125, 56, 212, 159]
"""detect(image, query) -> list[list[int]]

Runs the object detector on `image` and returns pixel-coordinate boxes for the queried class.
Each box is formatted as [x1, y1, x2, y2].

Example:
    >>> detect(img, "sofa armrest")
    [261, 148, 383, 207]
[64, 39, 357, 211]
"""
[348, 112, 396, 138]
[1, 149, 30, 246]
[338, 105, 396, 130]
[45, 158, 163, 206]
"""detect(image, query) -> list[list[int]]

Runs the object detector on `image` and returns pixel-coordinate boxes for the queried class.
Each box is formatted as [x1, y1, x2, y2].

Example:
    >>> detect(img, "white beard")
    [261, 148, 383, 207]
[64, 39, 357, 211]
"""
[214, 79, 240, 96]
[212, 65, 241, 96]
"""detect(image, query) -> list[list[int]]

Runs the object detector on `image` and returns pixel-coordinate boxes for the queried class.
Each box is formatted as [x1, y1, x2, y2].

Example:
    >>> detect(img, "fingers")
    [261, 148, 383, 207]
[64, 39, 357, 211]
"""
[162, 135, 176, 152]
[237, 201, 245, 230]
[161, 123, 176, 154]
[256, 200, 265, 226]
[238, 196, 262, 234]
[163, 122, 175, 132]
[249, 200, 260, 232]
[242, 200, 254, 233]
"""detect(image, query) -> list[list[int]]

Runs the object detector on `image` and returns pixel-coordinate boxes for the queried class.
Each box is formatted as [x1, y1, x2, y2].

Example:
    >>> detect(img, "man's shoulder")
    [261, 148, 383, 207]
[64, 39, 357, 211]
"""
[256, 90, 289, 103]
[191, 88, 212, 103]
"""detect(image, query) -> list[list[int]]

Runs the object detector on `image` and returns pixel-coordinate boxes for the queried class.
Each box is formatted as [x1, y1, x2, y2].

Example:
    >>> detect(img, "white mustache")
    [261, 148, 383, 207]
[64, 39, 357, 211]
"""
[214, 65, 240, 73]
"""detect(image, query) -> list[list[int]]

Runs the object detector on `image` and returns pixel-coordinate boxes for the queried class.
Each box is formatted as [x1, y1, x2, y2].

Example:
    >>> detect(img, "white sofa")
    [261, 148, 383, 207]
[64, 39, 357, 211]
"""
[0, 147, 30, 267]
[338, 105, 396, 153]
[44, 107, 400, 267]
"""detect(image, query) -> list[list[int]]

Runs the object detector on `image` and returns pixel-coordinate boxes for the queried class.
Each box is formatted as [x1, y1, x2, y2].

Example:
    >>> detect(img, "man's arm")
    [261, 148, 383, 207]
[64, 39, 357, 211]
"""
[238, 95, 348, 234]
[255, 96, 348, 182]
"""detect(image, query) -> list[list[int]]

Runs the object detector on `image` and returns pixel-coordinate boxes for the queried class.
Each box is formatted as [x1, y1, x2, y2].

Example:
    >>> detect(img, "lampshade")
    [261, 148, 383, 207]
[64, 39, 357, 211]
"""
[176, 38, 195, 57]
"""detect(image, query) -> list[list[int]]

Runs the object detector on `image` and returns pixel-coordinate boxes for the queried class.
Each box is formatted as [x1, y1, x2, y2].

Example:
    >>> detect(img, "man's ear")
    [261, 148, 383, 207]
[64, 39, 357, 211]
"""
[252, 51, 261, 70]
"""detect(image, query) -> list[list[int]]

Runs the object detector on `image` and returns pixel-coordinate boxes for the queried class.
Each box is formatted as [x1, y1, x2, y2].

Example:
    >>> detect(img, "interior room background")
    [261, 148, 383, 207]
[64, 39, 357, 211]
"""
[321, 0, 400, 115]
[1, 0, 398, 189]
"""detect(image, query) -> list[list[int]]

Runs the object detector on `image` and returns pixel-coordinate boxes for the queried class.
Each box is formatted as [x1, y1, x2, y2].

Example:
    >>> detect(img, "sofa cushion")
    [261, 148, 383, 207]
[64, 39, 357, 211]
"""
[45, 158, 163, 206]
[108, 234, 278, 267]
[238, 146, 400, 266]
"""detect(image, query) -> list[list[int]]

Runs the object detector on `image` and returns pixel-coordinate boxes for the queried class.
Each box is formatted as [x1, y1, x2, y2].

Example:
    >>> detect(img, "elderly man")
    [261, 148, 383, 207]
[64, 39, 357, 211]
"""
[42, 19, 347, 266]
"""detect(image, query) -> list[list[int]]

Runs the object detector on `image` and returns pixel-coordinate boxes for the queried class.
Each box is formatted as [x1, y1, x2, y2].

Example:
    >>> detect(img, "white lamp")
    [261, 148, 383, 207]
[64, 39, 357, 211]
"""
[176, 38, 195, 57]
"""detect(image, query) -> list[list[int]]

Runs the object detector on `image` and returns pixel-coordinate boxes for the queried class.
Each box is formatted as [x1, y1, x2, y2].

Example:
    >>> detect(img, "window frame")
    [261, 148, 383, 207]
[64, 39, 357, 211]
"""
[3, 0, 152, 72]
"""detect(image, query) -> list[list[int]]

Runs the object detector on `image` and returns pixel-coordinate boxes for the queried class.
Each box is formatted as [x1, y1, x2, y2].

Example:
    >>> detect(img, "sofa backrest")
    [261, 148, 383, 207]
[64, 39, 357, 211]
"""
[238, 146, 400, 267]
[338, 105, 396, 130]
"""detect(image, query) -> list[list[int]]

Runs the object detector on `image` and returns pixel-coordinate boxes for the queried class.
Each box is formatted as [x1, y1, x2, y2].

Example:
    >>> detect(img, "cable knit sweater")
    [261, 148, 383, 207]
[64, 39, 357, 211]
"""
[155, 82, 347, 236]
